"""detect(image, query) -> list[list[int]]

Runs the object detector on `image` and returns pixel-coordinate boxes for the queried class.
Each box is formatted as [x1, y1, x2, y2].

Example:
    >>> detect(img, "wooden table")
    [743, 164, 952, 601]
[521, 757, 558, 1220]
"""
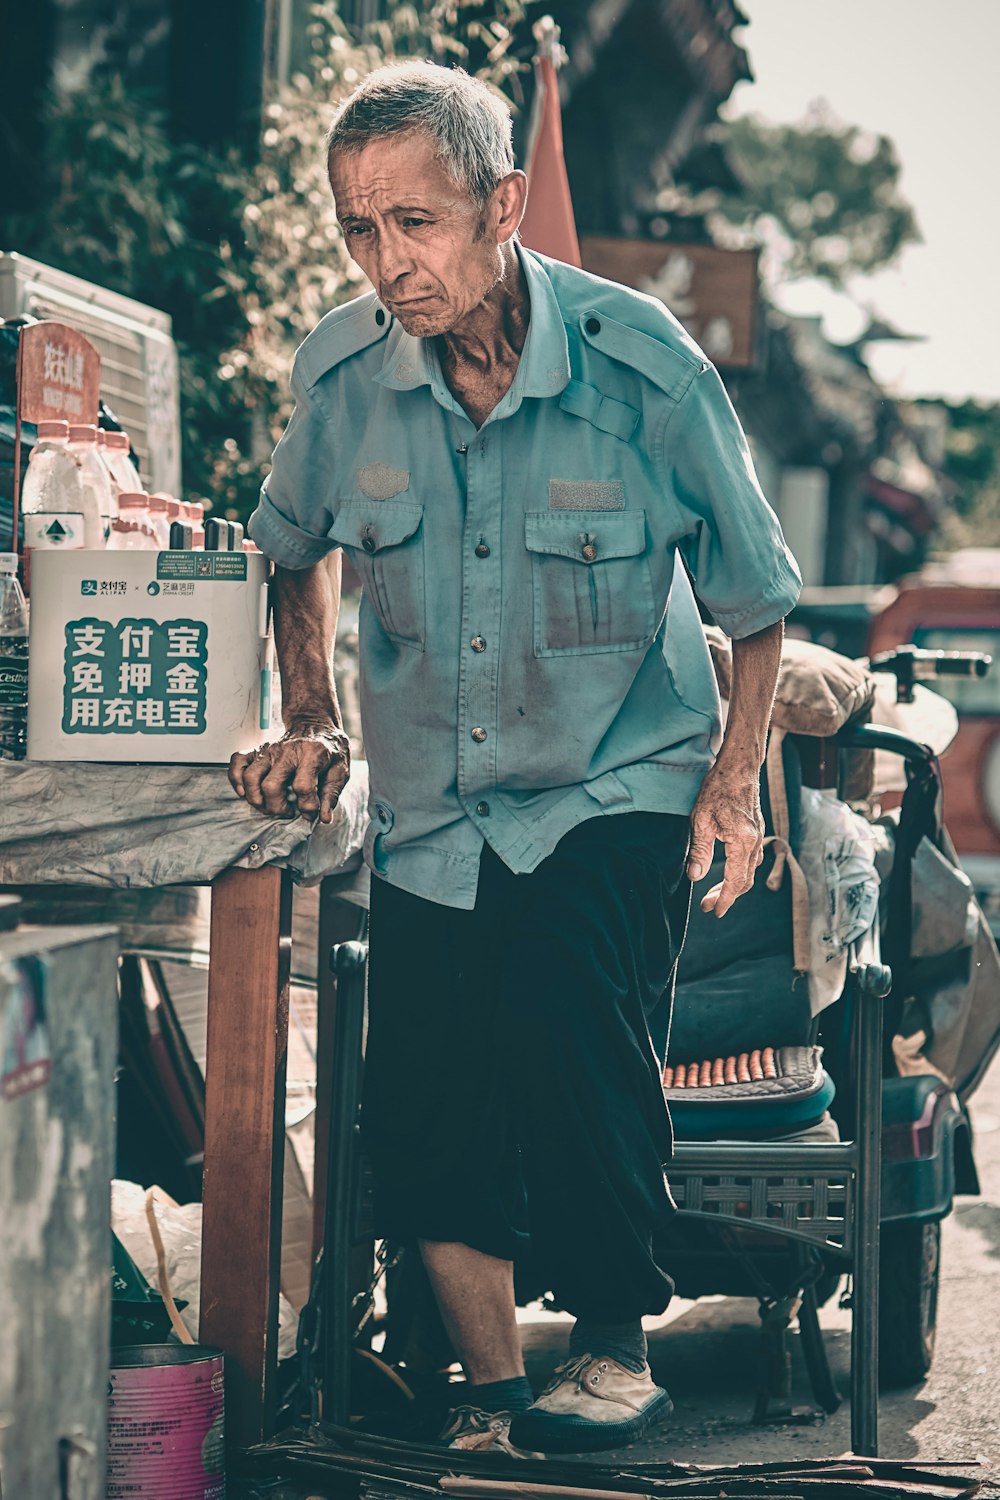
[0, 760, 368, 1455]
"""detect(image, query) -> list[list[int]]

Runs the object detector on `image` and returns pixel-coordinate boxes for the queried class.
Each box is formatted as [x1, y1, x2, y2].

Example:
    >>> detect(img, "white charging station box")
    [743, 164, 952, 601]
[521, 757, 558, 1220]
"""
[27, 549, 275, 764]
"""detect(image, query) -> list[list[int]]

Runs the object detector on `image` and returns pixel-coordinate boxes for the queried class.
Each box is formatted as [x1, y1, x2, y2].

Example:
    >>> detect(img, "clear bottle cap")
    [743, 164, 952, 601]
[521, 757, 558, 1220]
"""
[68, 424, 98, 443]
[36, 420, 69, 440]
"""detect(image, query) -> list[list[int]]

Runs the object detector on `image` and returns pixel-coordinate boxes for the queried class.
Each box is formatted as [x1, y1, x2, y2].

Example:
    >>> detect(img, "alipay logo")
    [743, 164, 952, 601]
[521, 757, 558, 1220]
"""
[81, 579, 98, 596]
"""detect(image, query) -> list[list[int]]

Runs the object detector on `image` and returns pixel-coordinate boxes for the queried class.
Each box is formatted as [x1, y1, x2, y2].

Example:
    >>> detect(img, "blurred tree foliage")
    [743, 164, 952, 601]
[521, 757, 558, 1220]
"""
[925, 399, 1000, 548]
[713, 101, 921, 288]
[6, 1, 531, 522]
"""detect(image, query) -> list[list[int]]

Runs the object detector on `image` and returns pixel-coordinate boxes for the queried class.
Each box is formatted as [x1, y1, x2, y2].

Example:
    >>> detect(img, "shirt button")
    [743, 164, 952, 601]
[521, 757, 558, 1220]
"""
[375, 308, 386, 326]
[476, 800, 490, 817]
[471, 726, 487, 743]
[471, 635, 487, 653]
[585, 316, 601, 335]
[582, 541, 598, 561]
[475, 542, 491, 558]
[362, 527, 376, 554]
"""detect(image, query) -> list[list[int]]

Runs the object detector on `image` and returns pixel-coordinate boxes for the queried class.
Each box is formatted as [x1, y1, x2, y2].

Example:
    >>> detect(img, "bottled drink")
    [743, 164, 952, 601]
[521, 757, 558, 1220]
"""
[107, 493, 159, 550]
[0, 553, 29, 760]
[98, 430, 142, 506]
[67, 423, 114, 546]
[146, 493, 171, 549]
[21, 420, 86, 555]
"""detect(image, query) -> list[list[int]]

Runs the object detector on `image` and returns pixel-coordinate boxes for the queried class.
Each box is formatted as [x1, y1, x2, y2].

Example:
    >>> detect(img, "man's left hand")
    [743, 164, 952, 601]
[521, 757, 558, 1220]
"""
[686, 758, 764, 918]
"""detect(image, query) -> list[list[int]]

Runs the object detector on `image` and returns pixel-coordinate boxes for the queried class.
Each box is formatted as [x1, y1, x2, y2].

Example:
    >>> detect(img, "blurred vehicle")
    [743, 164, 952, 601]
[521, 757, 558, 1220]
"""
[867, 550, 1000, 934]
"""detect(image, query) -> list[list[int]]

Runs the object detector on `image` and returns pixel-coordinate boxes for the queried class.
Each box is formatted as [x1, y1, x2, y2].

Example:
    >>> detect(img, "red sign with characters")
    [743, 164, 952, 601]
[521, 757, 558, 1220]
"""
[12, 321, 102, 551]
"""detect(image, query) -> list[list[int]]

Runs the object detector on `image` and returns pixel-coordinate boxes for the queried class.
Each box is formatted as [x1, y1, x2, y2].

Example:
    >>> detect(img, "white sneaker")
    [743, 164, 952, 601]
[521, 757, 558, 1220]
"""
[507, 1354, 673, 1454]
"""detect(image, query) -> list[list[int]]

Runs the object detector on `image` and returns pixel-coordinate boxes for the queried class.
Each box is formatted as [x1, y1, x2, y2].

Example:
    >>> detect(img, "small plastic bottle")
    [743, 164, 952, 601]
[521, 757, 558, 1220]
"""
[0, 553, 29, 760]
[146, 493, 171, 549]
[98, 429, 143, 504]
[67, 423, 114, 546]
[108, 493, 159, 550]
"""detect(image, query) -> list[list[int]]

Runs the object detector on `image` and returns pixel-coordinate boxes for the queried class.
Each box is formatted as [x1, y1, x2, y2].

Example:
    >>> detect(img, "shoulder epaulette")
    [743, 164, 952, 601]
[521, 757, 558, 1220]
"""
[535, 252, 709, 403]
[578, 308, 706, 403]
[294, 291, 391, 390]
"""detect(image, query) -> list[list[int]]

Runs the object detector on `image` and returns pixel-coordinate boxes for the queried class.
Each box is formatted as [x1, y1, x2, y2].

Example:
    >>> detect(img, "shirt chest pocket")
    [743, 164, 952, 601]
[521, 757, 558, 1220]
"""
[331, 499, 426, 650]
[525, 508, 658, 658]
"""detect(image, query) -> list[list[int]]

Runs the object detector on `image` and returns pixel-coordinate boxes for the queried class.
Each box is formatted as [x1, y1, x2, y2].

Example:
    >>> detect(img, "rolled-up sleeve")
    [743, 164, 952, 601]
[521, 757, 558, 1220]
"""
[658, 363, 801, 639]
[247, 368, 340, 570]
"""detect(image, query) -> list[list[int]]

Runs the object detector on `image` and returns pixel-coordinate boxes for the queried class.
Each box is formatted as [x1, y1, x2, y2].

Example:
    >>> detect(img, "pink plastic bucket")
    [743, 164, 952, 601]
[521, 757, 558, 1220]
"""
[107, 1344, 225, 1498]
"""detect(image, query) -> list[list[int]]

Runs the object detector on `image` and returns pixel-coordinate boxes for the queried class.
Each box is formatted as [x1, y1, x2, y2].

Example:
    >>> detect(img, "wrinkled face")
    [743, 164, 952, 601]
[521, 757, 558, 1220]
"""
[329, 131, 508, 337]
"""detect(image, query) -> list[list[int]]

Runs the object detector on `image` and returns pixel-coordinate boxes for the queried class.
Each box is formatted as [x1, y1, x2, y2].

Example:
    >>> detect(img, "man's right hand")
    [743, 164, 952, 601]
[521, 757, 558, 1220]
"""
[229, 723, 351, 824]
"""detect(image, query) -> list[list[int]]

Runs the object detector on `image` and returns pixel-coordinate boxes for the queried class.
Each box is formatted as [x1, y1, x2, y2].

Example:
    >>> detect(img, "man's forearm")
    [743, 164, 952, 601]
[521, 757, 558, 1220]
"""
[273, 553, 343, 730]
[718, 620, 784, 772]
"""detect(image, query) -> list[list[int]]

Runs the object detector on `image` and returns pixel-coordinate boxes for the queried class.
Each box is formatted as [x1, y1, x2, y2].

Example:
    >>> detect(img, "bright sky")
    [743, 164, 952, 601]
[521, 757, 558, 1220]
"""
[725, 0, 1000, 404]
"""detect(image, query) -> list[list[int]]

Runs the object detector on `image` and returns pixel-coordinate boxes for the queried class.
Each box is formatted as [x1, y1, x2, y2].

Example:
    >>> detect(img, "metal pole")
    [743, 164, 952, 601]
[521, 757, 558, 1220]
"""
[851, 964, 887, 1455]
[324, 941, 369, 1427]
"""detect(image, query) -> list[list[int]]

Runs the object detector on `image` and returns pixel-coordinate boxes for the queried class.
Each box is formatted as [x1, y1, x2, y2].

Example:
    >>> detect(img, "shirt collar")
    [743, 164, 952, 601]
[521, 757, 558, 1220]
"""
[373, 245, 571, 415]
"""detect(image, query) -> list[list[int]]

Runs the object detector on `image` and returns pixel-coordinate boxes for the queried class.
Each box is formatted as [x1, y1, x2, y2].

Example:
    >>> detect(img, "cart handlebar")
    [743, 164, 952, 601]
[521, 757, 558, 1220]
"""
[837, 722, 937, 769]
[869, 645, 992, 703]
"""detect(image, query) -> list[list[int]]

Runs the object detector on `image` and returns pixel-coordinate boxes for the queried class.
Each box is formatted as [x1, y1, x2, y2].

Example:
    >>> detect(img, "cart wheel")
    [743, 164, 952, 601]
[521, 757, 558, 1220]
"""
[878, 1220, 940, 1387]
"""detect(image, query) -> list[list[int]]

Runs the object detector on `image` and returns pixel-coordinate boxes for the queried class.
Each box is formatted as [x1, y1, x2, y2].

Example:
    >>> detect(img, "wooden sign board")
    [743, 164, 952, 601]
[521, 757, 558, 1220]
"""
[11, 321, 101, 551]
[580, 237, 760, 370]
[17, 321, 101, 424]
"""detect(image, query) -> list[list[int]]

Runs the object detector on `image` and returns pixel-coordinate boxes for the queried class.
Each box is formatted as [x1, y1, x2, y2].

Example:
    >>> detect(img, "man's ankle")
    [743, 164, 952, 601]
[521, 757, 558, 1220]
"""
[568, 1318, 648, 1374]
[465, 1374, 534, 1414]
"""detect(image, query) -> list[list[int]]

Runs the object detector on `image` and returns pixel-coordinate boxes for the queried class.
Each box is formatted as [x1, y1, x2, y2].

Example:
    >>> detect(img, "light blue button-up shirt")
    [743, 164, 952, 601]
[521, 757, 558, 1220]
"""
[249, 247, 801, 909]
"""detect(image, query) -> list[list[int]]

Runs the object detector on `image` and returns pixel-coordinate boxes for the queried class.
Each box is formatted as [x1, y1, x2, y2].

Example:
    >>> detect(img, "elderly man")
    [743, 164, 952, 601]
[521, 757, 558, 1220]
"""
[231, 62, 801, 1455]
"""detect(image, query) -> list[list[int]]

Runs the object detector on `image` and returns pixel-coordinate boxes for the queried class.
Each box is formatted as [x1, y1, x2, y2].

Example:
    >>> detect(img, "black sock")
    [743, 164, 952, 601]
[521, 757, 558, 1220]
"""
[568, 1318, 648, 1374]
[466, 1375, 534, 1414]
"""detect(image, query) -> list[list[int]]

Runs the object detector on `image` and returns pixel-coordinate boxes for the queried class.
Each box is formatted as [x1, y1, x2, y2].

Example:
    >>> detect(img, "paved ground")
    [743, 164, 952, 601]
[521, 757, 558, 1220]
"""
[515, 1050, 1000, 1471]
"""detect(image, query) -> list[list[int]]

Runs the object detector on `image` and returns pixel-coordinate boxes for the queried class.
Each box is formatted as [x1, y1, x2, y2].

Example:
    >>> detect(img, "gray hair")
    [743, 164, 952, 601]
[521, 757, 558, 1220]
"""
[326, 62, 515, 208]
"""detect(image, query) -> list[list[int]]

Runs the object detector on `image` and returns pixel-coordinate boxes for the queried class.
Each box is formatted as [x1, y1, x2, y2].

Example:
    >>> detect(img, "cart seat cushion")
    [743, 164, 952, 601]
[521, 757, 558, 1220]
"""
[665, 1045, 835, 1140]
[659, 867, 812, 1059]
[656, 736, 812, 1061]
[705, 628, 875, 738]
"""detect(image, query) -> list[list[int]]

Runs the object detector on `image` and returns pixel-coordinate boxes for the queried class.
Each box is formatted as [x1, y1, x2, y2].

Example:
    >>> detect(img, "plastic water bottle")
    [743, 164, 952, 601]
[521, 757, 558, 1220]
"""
[99, 429, 142, 488]
[67, 423, 114, 546]
[107, 493, 159, 550]
[21, 419, 87, 555]
[0, 554, 29, 760]
[146, 493, 171, 549]
[98, 429, 140, 541]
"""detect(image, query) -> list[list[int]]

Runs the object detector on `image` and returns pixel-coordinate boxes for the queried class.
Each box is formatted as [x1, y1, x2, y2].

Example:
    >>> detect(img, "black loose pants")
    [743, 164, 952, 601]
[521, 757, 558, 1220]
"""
[360, 811, 692, 1321]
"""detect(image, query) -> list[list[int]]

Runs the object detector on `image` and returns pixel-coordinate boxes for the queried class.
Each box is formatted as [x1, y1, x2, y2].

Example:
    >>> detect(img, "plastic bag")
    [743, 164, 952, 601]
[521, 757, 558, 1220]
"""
[111, 1179, 300, 1360]
[798, 788, 882, 1015]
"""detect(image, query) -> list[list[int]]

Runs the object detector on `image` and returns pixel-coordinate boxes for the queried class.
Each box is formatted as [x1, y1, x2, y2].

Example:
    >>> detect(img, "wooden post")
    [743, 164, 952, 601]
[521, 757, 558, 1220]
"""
[200, 864, 292, 1454]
